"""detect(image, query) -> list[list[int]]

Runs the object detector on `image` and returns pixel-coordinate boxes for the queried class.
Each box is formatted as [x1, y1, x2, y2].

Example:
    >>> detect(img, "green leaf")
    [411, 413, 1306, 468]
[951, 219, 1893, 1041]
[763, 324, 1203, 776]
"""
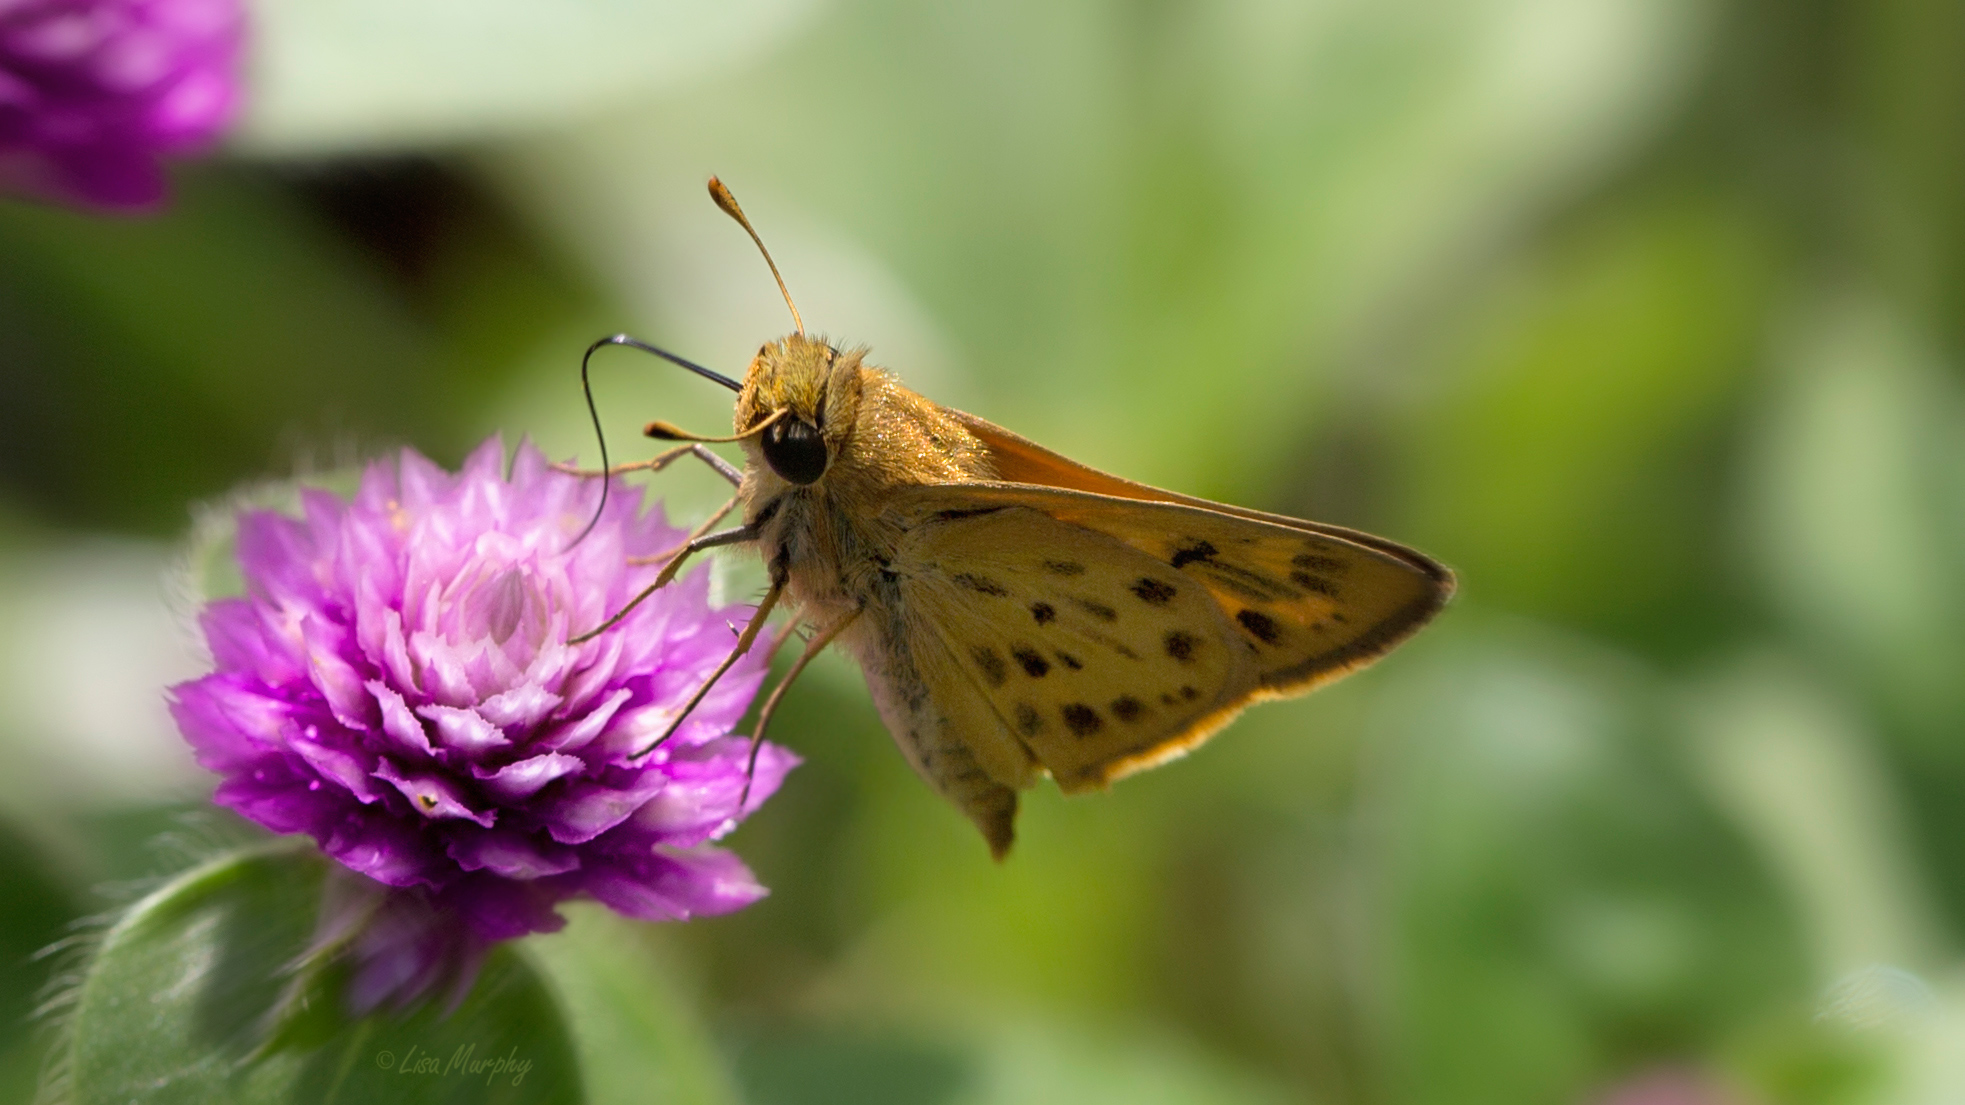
[0, 817, 83, 1105]
[524, 903, 742, 1105]
[55, 842, 581, 1105]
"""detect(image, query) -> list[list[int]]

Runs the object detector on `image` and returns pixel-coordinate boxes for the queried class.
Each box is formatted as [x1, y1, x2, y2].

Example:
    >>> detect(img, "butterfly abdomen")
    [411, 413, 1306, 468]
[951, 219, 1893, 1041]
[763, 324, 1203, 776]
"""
[841, 581, 1035, 858]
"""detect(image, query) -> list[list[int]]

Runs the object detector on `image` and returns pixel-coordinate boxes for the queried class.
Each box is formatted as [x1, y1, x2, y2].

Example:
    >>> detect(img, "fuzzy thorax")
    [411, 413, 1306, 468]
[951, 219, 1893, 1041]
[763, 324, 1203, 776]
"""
[734, 334, 996, 502]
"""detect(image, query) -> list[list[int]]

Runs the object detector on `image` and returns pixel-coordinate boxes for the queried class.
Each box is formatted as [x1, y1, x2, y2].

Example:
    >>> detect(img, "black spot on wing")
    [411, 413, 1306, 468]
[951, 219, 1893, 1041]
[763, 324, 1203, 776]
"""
[1193, 559, 1297, 603]
[1111, 695, 1145, 723]
[1030, 602, 1056, 625]
[1236, 609, 1283, 645]
[1062, 704, 1102, 737]
[1055, 650, 1083, 670]
[1015, 703, 1043, 736]
[953, 573, 1009, 597]
[1131, 577, 1177, 605]
[1180, 685, 1198, 700]
[1164, 631, 1199, 663]
[1170, 541, 1217, 569]
[1044, 560, 1086, 576]
[1290, 572, 1339, 596]
[935, 507, 1006, 521]
[971, 646, 1007, 686]
[1071, 597, 1118, 622]
[1292, 553, 1347, 574]
[1011, 645, 1050, 678]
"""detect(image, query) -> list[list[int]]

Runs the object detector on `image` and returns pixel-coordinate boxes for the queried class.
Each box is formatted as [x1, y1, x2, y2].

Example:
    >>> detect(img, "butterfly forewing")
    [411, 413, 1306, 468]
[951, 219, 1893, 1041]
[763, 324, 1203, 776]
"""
[950, 408, 1454, 573]
[895, 482, 1450, 697]
[891, 504, 1260, 793]
[1033, 498, 1448, 694]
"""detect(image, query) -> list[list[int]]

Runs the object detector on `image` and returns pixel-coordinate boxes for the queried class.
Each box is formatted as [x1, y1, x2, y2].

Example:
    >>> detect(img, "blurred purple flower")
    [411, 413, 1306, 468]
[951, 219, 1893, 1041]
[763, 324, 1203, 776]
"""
[0, 0, 242, 209]
[170, 438, 794, 1010]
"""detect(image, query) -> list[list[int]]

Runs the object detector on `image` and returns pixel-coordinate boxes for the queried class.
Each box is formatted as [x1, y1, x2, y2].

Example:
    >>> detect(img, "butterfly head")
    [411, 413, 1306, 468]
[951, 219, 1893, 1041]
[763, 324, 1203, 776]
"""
[734, 332, 865, 488]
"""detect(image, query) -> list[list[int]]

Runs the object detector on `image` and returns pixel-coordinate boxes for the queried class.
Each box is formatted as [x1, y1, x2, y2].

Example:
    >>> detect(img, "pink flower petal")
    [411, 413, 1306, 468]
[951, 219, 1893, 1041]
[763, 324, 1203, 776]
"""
[474, 752, 585, 802]
[416, 703, 509, 755]
[289, 730, 383, 804]
[544, 775, 670, 844]
[367, 681, 433, 759]
[446, 830, 579, 879]
[582, 847, 766, 921]
[374, 761, 495, 827]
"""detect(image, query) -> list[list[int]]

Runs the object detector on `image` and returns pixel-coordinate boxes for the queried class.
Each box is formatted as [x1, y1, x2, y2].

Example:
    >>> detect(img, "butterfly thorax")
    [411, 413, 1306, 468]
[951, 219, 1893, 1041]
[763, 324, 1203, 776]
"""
[733, 335, 996, 619]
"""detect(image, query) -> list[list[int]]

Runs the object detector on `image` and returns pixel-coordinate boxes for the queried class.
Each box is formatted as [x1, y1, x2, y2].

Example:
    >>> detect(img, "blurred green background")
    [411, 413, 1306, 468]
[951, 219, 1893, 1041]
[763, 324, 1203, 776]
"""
[7, 0, 1965, 1102]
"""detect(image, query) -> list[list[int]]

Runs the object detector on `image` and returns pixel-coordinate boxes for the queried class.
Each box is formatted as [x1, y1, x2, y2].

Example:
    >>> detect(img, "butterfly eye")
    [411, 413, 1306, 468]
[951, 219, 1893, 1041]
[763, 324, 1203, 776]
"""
[762, 417, 828, 484]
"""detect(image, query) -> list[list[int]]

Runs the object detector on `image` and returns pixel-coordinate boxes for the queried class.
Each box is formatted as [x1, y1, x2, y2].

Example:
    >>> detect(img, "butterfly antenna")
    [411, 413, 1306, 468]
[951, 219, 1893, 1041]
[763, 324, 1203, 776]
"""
[709, 176, 804, 335]
[569, 334, 742, 549]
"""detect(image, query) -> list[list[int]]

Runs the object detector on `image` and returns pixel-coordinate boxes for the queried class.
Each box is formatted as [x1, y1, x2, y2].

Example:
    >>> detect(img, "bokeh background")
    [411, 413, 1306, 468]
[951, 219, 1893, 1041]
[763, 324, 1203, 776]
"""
[5, 0, 1965, 1101]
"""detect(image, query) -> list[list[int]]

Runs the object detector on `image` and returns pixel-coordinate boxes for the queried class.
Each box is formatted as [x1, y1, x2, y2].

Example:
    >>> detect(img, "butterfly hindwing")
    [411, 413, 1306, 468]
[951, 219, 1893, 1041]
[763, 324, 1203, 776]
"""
[890, 503, 1261, 793]
[845, 590, 1039, 857]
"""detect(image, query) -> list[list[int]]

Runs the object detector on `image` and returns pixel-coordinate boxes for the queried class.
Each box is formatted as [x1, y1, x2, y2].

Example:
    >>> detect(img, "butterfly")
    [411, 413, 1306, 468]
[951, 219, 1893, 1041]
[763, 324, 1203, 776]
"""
[569, 178, 1454, 858]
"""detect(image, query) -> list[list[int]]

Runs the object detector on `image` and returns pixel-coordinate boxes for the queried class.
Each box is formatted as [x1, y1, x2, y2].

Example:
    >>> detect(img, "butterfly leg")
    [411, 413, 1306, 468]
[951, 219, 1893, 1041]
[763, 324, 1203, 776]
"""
[554, 443, 744, 486]
[571, 520, 760, 643]
[678, 442, 744, 487]
[735, 605, 865, 813]
[552, 444, 692, 478]
[629, 574, 786, 759]
[630, 494, 741, 566]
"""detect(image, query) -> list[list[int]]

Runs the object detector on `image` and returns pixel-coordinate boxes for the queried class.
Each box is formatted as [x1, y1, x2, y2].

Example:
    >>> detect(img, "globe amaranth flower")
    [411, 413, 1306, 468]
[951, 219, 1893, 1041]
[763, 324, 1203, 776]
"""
[169, 438, 795, 1009]
[1, 0, 242, 208]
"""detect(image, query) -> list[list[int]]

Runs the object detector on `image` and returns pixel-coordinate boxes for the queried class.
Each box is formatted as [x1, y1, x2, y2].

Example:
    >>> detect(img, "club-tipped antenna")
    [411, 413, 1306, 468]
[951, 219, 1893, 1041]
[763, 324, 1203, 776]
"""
[709, 176, 803, 335]
[569, 334, 742, 550]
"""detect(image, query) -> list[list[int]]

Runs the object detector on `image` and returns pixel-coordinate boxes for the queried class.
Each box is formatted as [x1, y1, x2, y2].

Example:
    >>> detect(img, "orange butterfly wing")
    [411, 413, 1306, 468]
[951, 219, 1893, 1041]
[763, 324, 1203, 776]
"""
[885, 457, 1451, 797]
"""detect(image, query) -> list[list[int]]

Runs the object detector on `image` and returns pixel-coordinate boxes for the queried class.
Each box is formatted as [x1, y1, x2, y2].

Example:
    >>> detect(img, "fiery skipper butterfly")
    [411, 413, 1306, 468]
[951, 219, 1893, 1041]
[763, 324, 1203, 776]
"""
[571, 178, 1454, 857]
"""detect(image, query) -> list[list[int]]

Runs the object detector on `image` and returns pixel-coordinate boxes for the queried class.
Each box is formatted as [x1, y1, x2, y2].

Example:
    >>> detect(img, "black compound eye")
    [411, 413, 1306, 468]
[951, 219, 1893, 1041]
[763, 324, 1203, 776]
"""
[761, 418, 828, 485]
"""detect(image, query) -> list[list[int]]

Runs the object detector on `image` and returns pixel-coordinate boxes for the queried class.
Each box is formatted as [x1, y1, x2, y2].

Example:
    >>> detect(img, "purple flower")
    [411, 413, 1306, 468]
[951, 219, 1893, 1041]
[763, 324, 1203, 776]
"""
[0, 0, 242, 209]
[170, 438, 795, 1009]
